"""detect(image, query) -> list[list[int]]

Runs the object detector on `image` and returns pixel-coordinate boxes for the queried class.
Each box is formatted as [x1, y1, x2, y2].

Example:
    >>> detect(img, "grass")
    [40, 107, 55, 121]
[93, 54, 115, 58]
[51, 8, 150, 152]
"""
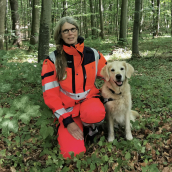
[0, 35, 172, 172]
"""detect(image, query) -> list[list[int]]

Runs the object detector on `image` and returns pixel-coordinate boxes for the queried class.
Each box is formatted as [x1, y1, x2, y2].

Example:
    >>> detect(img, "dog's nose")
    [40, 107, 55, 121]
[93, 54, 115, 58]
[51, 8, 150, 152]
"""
[116, 74, 122, 81]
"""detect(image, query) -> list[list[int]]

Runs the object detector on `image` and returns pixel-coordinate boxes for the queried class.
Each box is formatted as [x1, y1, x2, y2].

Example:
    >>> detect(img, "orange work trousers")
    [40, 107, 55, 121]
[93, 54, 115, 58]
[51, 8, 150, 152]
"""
[57, 97, 105, 158]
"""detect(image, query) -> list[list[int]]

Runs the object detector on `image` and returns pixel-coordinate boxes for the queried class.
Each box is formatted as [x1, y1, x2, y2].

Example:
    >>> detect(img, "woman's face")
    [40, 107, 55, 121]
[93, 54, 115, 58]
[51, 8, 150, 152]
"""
[61, 22, 78, 45]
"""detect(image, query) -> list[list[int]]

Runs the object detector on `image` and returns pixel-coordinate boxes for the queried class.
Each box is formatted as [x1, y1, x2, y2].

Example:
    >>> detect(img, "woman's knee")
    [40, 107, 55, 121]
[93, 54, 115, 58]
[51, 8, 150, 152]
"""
[80, 98, 106, 124]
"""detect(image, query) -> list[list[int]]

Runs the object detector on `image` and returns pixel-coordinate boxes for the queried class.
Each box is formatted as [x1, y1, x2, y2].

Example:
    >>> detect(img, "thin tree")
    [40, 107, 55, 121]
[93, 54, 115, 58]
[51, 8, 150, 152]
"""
[5, 0, 9, 50]
[29, 0, 40, 51]
[119, 0, 128, 44]
[139, 0, 143, 37]
[155, 0, 160, 36]
[132, 0, 141, 58]
[151, 0, 156, 38]
[89, 0, 96, 39]
[38, 0, 52, 62]
[99, 0, 104, 39]
[79, 0, 83, 36]
[0, 0, 6, 50]
[83, 0, 88, 38]
[171, 0, 172, 37]
[9, 0, 22, 47]
[116, 0, 119, 40]
[62, 0, 67, 17]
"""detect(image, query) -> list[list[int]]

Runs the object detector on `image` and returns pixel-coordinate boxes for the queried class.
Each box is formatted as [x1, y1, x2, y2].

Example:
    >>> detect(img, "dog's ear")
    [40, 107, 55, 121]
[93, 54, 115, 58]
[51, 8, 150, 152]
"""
[124, 62, 134, 78]
[100, 64, 110, 81]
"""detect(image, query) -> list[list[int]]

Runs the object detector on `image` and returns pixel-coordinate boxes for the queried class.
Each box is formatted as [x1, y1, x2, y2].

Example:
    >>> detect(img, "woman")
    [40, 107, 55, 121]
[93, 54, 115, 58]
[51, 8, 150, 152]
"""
[41, 16, 107, 158]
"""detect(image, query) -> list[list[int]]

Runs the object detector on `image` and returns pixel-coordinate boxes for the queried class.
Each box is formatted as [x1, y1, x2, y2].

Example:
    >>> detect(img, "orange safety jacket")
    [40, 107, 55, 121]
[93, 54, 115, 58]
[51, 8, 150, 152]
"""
[41, 37, 106, 123]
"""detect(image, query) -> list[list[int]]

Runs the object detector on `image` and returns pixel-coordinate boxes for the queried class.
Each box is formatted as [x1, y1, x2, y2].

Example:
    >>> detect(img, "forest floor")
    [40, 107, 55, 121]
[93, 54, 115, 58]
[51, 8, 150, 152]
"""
[0, 35, 172, 172]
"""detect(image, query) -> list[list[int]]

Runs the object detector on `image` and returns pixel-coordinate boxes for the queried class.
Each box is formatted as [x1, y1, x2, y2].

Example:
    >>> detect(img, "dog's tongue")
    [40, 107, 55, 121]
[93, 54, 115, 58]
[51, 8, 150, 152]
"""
[117, 82, 122, 86]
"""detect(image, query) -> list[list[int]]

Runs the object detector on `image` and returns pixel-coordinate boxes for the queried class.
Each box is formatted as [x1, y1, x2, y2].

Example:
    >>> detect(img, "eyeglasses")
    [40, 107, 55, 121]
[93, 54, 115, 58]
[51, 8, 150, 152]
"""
[62, 28, 77, 34]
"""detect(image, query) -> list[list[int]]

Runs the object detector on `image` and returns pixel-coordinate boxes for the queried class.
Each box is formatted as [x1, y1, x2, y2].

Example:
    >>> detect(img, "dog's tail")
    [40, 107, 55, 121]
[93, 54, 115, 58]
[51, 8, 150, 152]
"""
[131, 110, 139, 118]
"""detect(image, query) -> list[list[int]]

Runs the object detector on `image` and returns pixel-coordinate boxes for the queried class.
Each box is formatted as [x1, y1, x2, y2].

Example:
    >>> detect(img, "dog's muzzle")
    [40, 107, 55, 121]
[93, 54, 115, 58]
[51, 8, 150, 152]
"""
[114, 74, 123, 86]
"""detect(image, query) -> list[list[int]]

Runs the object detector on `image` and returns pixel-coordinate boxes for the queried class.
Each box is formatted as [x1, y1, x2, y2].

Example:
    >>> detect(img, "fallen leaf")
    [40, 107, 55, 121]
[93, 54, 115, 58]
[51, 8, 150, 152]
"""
[146, 143, 152, 150]
[162, 167, 172, 172]
[163, 152, 169, 157]
[140, 162, 147, 167]
[166, 139, 171, 145]
[112, 163, 118, 170]
[10, 166, 16, 172]
[151, 149, 156, 160]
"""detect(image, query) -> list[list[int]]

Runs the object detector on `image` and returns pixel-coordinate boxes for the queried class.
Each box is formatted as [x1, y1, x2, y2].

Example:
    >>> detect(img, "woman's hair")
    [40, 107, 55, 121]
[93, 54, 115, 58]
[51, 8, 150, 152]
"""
[54, 17, 79, 81]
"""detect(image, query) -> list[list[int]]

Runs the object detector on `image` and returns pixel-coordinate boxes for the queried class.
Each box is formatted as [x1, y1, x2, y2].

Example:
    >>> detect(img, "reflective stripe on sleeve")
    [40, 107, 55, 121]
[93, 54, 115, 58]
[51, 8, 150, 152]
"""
[54, 108, 67, 119]
[42, 81, 59, 92]
[54, 107, 73, 119]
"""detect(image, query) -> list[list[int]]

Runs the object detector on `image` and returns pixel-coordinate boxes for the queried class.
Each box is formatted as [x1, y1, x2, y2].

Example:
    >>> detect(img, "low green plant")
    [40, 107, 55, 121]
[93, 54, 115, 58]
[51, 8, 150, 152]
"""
[1, 36, 172, 171]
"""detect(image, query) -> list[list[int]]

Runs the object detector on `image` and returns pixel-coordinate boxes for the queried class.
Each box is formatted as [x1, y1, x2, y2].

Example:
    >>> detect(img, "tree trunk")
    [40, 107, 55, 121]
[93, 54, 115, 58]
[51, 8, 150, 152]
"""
[109, 1, 112, 34]
[132, 0, 141, 58]
[171, 0, 172, 36]
[89, 0, 96, 39]
[83, 0, 88, 38]
[27, 0, 32, 39]
[29, 0, 40, 51]
[99, 0, 104, 39]
[79, 0, 82, 36]
[9, 0, 22, 47]
[51, 1, 56, 38]
[155, 0, 160, 36]
[38, 0, 52, 62]
[139, 0, 143, 37]
[151, 0, 156, 38]
[95, 0, 99, 38]
[62, 0, 67, 17]
[5, 0, 9, 50]
[116, 0, 119, 40]
[119, 0, 128, 44]
[0, 0, 6, 50]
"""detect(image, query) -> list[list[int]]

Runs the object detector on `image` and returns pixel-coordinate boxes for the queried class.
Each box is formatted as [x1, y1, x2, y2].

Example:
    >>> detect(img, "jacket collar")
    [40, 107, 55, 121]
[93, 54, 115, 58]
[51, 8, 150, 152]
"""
[62, 36, 84, 55]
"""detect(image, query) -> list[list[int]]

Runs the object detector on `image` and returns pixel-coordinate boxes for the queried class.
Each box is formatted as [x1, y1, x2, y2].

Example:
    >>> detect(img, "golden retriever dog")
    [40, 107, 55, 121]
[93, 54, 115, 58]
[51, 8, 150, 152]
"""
[100, 61, 139, 142]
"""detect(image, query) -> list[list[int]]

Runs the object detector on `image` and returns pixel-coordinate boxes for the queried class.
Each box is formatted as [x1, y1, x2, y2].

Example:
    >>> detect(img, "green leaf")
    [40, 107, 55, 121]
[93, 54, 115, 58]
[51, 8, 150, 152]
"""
[0, 108, 3, 117]
[76, 160, 81, 169]
[40, 125, 54, 139]
[103, 155, 109, 162]
[141, 147, 146, 153]
[98, 140, 103, 146]
[0, 83, 11, 93]
[0, 149, 6, 157]
[19, 113, 31, 124]
[13, 96, 30, 110]
[90, 163, 96, 171]
[125, 152, 131, 160]
[113, 139, 118, 146]
[4, 112, 15, 118]
[1, 119, 18, 136]
[25, 105, 41, 117]
[0, 108, 4, 124]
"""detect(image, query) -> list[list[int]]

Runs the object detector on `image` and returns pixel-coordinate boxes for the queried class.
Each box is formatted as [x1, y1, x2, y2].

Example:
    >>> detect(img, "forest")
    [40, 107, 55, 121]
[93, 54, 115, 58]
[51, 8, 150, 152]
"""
[0, 0, 172, 171]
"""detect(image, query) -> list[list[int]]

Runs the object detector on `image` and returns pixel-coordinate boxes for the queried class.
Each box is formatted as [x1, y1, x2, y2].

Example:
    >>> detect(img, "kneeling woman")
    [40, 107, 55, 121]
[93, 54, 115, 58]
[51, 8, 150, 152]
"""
[41, 16, 106, 158]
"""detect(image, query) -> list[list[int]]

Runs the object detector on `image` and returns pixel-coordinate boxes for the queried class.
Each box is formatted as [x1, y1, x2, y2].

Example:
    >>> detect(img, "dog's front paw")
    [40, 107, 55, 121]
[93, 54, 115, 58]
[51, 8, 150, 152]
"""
[126, 134, 133, 140]
[108, 136, 115, 142]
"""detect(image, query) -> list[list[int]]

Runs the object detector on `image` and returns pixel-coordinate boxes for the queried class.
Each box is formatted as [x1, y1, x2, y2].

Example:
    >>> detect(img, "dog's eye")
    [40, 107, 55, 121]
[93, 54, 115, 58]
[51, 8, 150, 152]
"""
[111, 69, 115, 72]
[121, 68, 124, 70]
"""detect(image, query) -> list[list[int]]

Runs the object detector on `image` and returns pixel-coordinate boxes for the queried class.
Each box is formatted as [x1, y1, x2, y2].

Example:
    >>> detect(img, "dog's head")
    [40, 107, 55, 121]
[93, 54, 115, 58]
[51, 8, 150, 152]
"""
[100, 61, 134, 86]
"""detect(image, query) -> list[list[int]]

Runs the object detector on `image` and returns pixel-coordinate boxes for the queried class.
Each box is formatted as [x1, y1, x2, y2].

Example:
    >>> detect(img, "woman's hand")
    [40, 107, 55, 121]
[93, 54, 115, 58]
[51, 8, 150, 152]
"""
[67, 122, 84, 140]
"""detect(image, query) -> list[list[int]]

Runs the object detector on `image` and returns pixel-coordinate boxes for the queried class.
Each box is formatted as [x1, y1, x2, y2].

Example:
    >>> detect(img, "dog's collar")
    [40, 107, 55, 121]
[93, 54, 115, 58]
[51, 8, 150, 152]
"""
[103, 98, 115, 104]
[109, 88, 122, 95]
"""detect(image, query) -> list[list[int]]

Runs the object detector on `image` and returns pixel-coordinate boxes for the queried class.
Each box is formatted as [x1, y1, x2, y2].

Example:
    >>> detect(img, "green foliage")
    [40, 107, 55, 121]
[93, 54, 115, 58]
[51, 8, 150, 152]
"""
[1, 36, 172, 171]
